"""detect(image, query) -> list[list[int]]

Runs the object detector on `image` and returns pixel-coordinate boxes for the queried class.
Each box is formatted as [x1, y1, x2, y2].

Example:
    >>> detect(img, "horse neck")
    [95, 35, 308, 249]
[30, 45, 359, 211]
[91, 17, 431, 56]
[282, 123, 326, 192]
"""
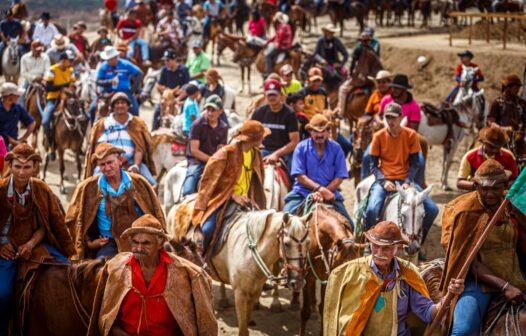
[315, 207, 350, 245]
[249, 213, 286, 265]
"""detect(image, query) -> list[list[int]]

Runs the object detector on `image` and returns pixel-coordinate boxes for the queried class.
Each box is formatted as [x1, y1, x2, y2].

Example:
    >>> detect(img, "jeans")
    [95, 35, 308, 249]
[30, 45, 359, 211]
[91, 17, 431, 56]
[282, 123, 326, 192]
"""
[182, 163, 205, 196]
[451, 278, 494, 335]
[364, 180, 438, 242]
[95, 239, 118, 259]
[0, 257, 16, 336]
[361, 144, 426, 188]
[42, 242, 70, 264]
[127, 38, 150, 61]
[42, 99, 58, 145]
[265, 48, 287, 76]
[261, 148, 292, 172]
[202, 207, 220, 251]
[17, 80, 29, 106]
[94, 162, 156, 186]
[283, 191, 354, 229]
[446, 86, 460, 102]
[336, 133, 352, 158]
[152, 104, 161, 130]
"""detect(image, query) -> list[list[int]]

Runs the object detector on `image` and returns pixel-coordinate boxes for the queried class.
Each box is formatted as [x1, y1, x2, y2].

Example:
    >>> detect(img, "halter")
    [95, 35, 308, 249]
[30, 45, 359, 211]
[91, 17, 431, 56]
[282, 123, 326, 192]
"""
[61, 96, 88, 138]
[396, 191, 423, 256]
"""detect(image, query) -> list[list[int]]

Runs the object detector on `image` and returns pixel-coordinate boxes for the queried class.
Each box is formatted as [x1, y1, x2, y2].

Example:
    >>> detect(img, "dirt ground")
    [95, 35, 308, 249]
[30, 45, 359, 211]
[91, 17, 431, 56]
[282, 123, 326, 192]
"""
[18, 12, 526, 335]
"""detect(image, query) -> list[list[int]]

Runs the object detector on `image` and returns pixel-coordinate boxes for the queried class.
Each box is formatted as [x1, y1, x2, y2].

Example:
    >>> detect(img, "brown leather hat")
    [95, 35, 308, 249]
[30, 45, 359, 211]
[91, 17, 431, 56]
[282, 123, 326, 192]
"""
[305, 114, 332, 132]
[364, 221, 409, 246]
[235, 120, 271, 142]
[91, 142, 125, 164]
[501, 74, 522, 88]
[110, 92, 131, 107]
[5, 144, 42, 164]
[479, 126, 507, 148]
[473, 159, 508, 187]
[121, 214, 169, 240]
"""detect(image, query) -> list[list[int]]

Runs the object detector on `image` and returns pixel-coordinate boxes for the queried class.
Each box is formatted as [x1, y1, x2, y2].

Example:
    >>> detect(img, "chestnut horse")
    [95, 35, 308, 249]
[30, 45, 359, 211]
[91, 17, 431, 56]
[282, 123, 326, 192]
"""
[328, 1, 367, 37]
[350, 116, 383, 186]
[25, 83, 46, 150]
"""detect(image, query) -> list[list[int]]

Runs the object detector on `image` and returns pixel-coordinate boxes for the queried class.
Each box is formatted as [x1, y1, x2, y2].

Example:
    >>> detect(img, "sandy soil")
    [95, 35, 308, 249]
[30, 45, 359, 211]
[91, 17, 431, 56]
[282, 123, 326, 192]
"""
[17, 12, 526, 335]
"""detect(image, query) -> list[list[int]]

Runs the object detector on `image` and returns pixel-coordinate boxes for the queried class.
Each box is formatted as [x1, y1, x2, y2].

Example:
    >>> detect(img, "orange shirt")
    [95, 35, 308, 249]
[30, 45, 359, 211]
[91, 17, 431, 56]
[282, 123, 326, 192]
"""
[365, 90, 388, 116]
[370, 127, 421, 180]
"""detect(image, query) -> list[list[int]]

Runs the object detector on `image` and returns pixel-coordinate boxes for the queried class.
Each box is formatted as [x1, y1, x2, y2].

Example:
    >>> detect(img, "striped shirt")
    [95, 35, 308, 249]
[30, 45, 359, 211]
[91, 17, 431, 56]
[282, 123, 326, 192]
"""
[97, 113, 136, 165]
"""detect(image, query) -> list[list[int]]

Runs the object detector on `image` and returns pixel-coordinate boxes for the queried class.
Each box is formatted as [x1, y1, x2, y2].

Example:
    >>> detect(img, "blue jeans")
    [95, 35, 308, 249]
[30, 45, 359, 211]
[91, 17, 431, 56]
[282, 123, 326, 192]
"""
[42, 99, 57, 127]
[182, 163, 205, 196]
[152, 104, 161, 130]
[336, 133, 352, 158]
[0, 257, 16, 336]
[127, 38, 149, 61]
[361, 144, 426, 188]
[95, 239, 118, 259]
[283, 191, 354, 229]
[94, 162, 156, 186]
[42, 242, 70, 264]
[364, 181, 438, 242]
[451, 278, 494, 335]
[202, 207, 220, 251]
[17, 80, 29, 106]
[261, 148, 292, 172]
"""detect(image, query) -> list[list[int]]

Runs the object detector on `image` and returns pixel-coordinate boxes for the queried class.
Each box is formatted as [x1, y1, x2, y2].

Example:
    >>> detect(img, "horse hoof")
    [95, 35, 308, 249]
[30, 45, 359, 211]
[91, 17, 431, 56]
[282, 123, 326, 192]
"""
[289, 302, 300, 311]
[248, 320, 256, 326]
[218, 298, 230, 310]
[270, 303, 283, 313]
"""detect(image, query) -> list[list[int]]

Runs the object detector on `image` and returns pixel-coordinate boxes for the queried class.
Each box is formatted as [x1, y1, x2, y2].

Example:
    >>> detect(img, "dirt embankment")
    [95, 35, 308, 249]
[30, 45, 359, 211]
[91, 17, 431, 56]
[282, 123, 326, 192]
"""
[456, 20, 526, 41]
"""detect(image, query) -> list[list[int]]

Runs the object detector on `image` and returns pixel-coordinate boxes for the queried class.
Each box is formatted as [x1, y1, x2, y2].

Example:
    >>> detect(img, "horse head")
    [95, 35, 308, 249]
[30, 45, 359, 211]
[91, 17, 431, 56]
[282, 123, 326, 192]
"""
[352, 116, 381, 162]
[7, 37, 20, 65]
[395, 182, 433, 257]
[281, 212, 310, 291]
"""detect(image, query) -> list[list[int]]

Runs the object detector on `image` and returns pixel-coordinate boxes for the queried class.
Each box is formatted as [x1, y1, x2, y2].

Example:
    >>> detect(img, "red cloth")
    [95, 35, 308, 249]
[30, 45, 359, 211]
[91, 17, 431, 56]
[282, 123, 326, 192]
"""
[116, 18, 142, 40]
[249, 18, 266, 37]
[455, 62, 483, 89]
[466, 147, 518, 179]
[269, 23, 292, 49]
[69, 34, 87, 54]
[118, 249, 181, 336]
[105, 0, 118, 12]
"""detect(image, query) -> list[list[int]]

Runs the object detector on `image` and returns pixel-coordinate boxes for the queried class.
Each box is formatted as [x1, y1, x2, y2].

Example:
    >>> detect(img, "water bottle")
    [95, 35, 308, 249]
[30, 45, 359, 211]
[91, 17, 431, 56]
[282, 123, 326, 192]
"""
[111, 75, 119, 90]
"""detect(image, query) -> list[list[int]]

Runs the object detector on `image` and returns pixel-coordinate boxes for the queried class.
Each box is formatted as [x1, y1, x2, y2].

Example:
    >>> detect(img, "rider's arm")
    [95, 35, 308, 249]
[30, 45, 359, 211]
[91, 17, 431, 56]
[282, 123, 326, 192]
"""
[45, 80, 68, 92]
[454, 64, 462, 83]
[131, 69, 144, 94]
[470, 255, 509, 291]
[370, 155, 385, 184]
[405, 152, 419, 185]
[274, 131, 299, 158]
[349, 47, 362, 74]
[18, 121, 35, 143]
[132, 149, 143, 168]
[326, 177, 344, 192]
[335, 38, 349, 66]
[190, 139, 211, 163]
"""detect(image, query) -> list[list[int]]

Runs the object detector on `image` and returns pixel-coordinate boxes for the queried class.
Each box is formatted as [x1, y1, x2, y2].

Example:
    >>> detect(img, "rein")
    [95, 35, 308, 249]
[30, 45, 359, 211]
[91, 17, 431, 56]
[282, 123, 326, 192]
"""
[483, 302, 525, 336]
[61, 101, 87, 138]
[396, 191, 422, 257]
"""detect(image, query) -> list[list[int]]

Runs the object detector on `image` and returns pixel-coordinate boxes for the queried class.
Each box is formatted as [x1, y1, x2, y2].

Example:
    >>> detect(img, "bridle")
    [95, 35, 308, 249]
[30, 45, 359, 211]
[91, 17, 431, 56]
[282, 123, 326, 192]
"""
[62, 95, 88, 138]
[396, 192, 423, 256]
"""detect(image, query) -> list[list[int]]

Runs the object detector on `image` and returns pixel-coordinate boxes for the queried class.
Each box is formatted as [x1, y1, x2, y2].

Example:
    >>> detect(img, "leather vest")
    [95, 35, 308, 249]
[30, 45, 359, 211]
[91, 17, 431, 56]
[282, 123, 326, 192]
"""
[104, 188, 140, 252]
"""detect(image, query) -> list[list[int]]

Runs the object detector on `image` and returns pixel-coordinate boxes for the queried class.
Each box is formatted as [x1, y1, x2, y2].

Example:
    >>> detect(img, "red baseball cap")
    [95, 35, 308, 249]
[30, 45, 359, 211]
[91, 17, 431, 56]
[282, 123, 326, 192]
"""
[264, 79, 282, 95]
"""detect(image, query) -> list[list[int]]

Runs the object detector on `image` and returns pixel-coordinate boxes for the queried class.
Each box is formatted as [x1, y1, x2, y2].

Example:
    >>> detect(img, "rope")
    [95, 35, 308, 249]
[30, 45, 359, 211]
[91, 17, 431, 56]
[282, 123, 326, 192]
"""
[67, 266, 91, 329]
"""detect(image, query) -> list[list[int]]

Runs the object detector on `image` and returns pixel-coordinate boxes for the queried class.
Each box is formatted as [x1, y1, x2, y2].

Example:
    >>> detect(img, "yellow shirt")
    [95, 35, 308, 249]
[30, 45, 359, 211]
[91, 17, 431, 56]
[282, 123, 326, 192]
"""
[233, 149, 254, 197]
[282, 79, 302, 95]
[45, 64, 75, 100]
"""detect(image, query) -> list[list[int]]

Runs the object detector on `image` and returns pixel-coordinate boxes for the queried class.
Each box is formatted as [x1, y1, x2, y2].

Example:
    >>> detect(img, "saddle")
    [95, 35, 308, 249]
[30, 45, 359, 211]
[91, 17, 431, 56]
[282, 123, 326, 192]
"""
[421, 102, 463, 147]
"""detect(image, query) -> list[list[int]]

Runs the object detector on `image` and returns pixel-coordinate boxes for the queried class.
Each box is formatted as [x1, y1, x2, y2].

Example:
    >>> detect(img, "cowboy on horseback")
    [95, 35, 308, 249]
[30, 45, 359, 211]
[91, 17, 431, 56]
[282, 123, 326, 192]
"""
[156, 10, 182, 48]
[87, 214, 217, 336]
[442, 159, 526, 334]
[0, 9, 25, 60]
[67, 142, 163, 259]
[488, 74, 526, 133]
[192, 120, 268, 253]
[202, 0, 226, 41]
[445, 50, 484, 103]
[116, 9, 152, 67]
[324, 220, 465, 335]
[0, 83, 35, 150]
[283, 114, 353, 225]
[42, 51, 76, 160]
[264, 12, 292, 78]
[0, 144, 75, 335]
[364, 103, 438, 248]
[19, 40, 50, 105]
[32, 12, 59, 50]
[314, 24, 349, 73]
[364, 70, 392, 118]
[457, 126, 518, 191]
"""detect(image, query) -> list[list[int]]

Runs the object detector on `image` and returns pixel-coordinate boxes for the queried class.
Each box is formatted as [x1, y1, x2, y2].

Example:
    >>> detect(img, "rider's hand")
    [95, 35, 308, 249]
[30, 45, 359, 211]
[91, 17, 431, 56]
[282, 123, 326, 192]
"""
[447, 278, 465, 296]
[312, 191, 324, 202]
[0, 243, 17, 260]
[128, 164, 140, 173]
[232, 194, 250, 206]
[384, 181, 396, 192]
[503, 284, 525, 305]
[17, 241, 35, 260]
[263, 153, 280, 165]
[319, 187, 335, 202]
[87, 236, 110, 250]
[402, 183, 410, 190]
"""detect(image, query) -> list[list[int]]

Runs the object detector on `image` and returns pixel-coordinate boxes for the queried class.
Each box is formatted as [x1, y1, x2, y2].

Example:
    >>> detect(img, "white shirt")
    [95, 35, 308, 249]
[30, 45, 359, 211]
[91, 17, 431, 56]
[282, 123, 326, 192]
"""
[32, 22, 59, 48]
[20, 51, 51, 82]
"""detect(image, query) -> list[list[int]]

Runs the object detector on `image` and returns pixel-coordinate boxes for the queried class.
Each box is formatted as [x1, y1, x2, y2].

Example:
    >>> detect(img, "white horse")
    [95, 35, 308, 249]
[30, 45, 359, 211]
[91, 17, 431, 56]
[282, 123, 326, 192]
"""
[453, 64, 486, 130]
[167, 207, 309, 336]
[354, 175, 433, 263]
[78, 65, 97, 106]
[2, 37, 21, 84]
[139, 67, 161, 106]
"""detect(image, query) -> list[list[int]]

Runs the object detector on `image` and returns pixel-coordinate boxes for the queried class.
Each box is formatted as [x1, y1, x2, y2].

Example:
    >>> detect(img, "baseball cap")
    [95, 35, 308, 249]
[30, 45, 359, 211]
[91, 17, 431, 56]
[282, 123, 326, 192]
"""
[264, 79, 282, 95]
[280, 64, 293, 76]
[163, 49, 177, 60]
[308, 67, 323, 82]
[204, 94, 223, 110]
[384, 103, 403, 118]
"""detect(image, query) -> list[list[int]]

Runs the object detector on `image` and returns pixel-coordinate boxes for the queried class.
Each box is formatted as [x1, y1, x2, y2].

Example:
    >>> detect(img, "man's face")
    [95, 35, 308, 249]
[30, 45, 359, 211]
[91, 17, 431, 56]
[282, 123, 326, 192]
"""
[128, 13, 137, 20]
[206, 106, 221, 122]
[311, 129, 329, 144]
[390, 87, 405, 99]
[371, 242, 398, 270]
[10, 159, 34, 186]
[476, 183, 506, 207]
[192, 47, 201, 55]
[131, 233, 163, 261]
[309, 79, 322, 91]
[60, 59, 71, 69]
[291, 100, 305, 112]
[483, 143, 500, 157]
[32, 48, 42, 57]
[43, 19, 50, 26]
[324, 32, 334, 40]
[3, 94, 19, 106]
[281, 72, 292, 84]
[113, 99, 130, 115]
[265, 93, 280, 105]
[461, 56, 472, 65]
[385, 115, 402, 132]
[507, 85, 521, 96]
[377, 79, 390, 94]
[165, 58, 177, 68]
[97, 154, 122, 179]
[108, 56, 119, 66]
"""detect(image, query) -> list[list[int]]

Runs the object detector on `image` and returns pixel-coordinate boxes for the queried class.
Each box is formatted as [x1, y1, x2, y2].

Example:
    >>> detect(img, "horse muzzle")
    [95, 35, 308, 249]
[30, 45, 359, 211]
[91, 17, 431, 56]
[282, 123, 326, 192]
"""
[403, 240, 421, 256]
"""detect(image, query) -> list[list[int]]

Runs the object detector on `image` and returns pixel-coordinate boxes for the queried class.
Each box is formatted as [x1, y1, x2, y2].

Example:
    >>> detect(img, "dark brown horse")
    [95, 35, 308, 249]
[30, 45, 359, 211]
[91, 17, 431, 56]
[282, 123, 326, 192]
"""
[328, 1, 367, 37]
[216, 31, 242, 66]
[350, 116, 383, 186]
[43, 89, 88, 194]
[11, 3, 29, 20]
[25, 82, 46, 150]
[409, 0, 432, 27]
[232, 39, 260, 94]
[293, 202, 364, 336]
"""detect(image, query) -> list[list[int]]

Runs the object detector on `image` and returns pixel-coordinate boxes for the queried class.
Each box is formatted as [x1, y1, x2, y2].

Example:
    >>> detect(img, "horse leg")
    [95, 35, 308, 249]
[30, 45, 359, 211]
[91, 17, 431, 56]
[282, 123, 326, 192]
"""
[234, 289, 251, 336]
[270, 284, 283, 313]
[239, 66, 245, 94]
[248, 66, 252, 95]
[218, 282, 230, 309]
[441, 145, 451, 190]
[318, 283, 327, 333]
[43, 153, 50, 180]
[299, 276, 316, 336]
[59, 148, 66, 194]
[290, 290, 300, 311]
[76, 152, 82, 183]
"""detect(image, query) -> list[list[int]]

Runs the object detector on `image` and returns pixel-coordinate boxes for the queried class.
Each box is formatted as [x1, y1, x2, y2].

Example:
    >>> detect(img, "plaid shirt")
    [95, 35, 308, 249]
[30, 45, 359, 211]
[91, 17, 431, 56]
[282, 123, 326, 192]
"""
[0, 177, 31, 244]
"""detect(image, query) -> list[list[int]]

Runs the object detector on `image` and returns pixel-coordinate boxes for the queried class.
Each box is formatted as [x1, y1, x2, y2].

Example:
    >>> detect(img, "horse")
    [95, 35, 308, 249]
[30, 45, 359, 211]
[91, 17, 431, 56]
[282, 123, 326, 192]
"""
[263, 163, 289, 211]
[11, 3, 29, 20]
[139, 67, 161, 106]
[294, 202, 364, 335]
[288, 5, 308, 41]
[43, 89, 88, 194]
[254, 45, 304, 79]
[225, 0, 249, 35]
[216, 31, 241, 67]
[409, 0, 432, 28]
[23, 239, 204, 336]
[98, 8, 115, 37]
[167, 205, 310, 336]
[354, 175, 433, 263]
[25, 82, 46, 150]
[231, 40, 260, 94]
[94, 93, 112, 122]
[78, 64, 98, 110]
[299, 53, 346, 107]
[2, 37, 21, 84]
[328, 1, 367, 37]
[349, 116, 383, 186]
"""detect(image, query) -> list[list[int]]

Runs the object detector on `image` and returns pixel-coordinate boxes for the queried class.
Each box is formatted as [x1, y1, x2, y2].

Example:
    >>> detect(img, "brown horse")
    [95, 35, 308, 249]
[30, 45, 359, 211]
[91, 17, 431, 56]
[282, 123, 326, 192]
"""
[255, 47, 303, 79]
[409, 0, 432, 28]
[216, 31, 241, 66]
[350, 116, 383, 186]
[94, 93, 112, 122]
[508, 130, 526, 171]
[25, 83, 46, 150]
[258, 1, 279, 31]
[11, 3, 29, 20]
[23, 239, 204, 336]
[231, 40, 260, 94]
[328, 1, 367, 37]
[288, 5, 308, 41]
[204, 20, 224, 66]
[291, 202, 363, 336]
[43, 89, 88, 194]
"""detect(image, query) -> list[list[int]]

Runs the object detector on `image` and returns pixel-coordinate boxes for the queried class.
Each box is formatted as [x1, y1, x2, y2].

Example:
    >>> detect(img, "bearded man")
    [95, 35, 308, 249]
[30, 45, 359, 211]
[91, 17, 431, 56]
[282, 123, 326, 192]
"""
[66, 142, 164, 259]
[0, 144, 75, 335]
[324, 220, 464, 335]
[441, 159, 526, 335]
[88, 214, 217, 336]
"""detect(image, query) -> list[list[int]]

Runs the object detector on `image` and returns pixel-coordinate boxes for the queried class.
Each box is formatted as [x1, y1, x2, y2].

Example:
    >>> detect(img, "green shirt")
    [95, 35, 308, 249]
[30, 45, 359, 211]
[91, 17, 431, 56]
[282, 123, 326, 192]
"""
[282, 79, 302, 95]
[185, 51, 210, 83]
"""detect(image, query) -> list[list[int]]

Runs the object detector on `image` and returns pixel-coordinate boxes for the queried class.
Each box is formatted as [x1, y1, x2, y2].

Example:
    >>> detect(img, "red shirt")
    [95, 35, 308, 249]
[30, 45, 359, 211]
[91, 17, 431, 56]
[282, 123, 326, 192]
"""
[116, 18, 142, 40]
[249, 18, 266, 38]
[105, 0, 118, 12]
[118, 250, 182, 336]
[464, 147, 518, 179]
[455, 62, 483, 89]
[269, 23, 292, 49]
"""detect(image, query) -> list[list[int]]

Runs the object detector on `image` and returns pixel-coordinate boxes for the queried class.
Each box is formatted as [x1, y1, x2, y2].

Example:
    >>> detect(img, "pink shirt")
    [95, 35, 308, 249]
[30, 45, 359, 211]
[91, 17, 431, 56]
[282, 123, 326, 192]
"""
[249, 18, 266, 37]
[379, 94, 422, 124]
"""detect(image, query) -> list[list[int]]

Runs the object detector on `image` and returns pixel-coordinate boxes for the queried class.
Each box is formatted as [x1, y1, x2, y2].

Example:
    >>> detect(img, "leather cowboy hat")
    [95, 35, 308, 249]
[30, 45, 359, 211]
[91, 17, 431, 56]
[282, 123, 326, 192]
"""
[51, 34, 69, 50]
[479, 126, 508, 148]
[1, 82, 24, 97]
[273, 12, 289, 24]
[5, 144, 42, 164]
[235, 120, 271, 142]
[110, 92, 131, 107]
[305, 114, 332, 132]
[121, 214, 170, 241]
[321, 24, 338, 34]
[364, 220, 409, 246]
[91, 142, 126, 164]
[389, 74, 412, 90]
[367, 70, 392, 82]
[472, 159, 508, 187]
[501, 74, 522, 88]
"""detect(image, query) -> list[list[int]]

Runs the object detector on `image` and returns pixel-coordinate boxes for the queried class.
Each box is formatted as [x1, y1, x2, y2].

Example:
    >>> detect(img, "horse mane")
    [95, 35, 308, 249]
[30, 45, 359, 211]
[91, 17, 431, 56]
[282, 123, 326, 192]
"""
[70, 259, 106, 284]
[319, 203, 351, 228]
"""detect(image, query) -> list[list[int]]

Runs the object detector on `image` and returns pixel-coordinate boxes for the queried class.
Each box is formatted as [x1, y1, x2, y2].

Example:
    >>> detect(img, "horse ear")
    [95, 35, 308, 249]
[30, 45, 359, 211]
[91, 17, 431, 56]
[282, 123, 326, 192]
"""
[299, 211, 313, 226]
[420, 184, 433, 199]
[282, 212, 290, 225]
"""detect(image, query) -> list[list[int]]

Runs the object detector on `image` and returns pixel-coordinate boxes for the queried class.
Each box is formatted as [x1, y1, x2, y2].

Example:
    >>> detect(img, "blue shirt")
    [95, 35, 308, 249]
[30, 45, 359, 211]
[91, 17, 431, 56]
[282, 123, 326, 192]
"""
[0, 100, 34, 144]
[96, 170, 143, 238]
[176, 2, 191, 20]
[182, 97, 200, 134]
[0, 19, 23, 39]
[158, 64, 190, 89]
[291, 138, 348, 198]
[96, 58, 141, 93]
[204, 1, 224, 16]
